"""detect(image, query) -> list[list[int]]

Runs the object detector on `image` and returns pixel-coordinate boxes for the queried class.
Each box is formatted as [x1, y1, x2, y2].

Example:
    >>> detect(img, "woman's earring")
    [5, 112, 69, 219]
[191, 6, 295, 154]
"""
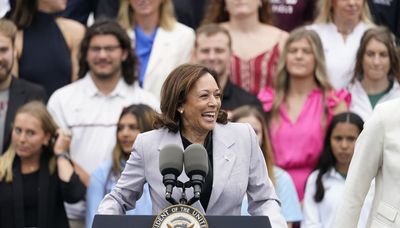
[179, 109, 184, 114]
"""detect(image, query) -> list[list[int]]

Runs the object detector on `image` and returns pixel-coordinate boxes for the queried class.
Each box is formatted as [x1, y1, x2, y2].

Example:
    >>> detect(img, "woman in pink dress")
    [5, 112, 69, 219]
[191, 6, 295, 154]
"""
[202, 0, 288, 95]
[258, 27, 350, 201]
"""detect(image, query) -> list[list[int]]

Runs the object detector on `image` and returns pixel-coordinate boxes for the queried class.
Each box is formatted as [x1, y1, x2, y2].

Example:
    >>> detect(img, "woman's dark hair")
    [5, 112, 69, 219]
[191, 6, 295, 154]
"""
[78, 19, 138, 85]
[11, 0, 37, 29]
[154, 64, 228, 132]
[111, 104, 156, 177]
[313, 112, 364, 202]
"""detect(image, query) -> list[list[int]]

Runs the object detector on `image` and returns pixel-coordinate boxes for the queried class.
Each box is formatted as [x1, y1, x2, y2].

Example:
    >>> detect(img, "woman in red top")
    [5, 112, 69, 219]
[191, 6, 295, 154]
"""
[202, 0, 288, 95]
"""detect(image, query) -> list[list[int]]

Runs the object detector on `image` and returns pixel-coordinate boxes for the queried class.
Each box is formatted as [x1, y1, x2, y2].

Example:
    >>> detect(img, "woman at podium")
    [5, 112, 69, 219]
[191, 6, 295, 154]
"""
[97, 64, 287, 227]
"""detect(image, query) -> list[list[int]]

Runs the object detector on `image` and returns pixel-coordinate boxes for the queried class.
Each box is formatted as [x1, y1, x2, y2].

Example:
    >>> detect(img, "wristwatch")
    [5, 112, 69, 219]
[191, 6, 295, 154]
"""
[55, 152, 72, 164]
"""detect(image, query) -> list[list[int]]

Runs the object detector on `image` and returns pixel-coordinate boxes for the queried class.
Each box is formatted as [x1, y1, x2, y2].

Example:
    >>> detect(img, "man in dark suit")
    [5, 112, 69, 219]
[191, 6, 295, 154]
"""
[0, 19, 46, 153]
[193, 23, 264, 118]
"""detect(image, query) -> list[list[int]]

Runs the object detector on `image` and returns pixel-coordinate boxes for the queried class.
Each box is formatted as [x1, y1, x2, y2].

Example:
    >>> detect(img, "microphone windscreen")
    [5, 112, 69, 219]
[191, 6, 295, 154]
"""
[184, 144, 209, 177]
[159, 144, 183, 176]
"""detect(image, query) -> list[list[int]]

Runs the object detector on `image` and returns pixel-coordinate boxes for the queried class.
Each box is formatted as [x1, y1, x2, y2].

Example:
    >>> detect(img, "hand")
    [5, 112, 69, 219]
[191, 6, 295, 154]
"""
[53, 129, 72, 154]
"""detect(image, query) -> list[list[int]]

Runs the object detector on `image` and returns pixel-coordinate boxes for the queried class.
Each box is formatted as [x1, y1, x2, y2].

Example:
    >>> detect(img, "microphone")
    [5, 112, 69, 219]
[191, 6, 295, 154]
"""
[184, 144, 209, 204]
[159, 144, 183, 203]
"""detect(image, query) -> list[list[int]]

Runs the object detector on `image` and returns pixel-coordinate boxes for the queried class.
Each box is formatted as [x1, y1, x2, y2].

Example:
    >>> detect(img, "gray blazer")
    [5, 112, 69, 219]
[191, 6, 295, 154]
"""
[335, 97, 400, 227]
[98, 122, 287, 227]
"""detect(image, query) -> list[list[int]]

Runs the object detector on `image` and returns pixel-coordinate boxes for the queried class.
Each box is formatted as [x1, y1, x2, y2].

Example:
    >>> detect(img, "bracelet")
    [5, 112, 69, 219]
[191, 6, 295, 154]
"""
[55, 152, 72, 164]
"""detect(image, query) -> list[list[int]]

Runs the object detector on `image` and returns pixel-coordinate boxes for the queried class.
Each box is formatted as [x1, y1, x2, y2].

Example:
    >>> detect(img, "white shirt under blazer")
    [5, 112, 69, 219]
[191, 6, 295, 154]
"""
[98, 122, 287, 228]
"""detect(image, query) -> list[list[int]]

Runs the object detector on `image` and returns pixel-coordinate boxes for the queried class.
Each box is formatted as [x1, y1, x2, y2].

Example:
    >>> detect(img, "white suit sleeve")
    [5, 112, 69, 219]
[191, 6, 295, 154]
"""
[334, 106, 384, 227]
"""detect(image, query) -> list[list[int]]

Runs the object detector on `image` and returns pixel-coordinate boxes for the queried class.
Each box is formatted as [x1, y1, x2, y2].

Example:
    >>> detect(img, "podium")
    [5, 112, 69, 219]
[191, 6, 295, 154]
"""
[92, 214, 271, 228]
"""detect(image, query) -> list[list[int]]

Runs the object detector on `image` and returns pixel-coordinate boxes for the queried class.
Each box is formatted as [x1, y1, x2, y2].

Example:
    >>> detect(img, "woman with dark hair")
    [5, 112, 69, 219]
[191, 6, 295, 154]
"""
[97, 64, 286, 227]
[11, 0, 85, 96]
[86, 104, 156, 228]
[348, 26, 400, 121]
[302, 112, 366, 228]
[0, 101, 85, 228]
[202, 0, 288, 95]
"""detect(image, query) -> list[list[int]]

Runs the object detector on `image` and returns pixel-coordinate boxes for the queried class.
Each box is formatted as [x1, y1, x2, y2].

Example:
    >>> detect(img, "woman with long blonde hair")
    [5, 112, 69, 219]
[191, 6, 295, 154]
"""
[0, 101, 85, 228]
[258, 27, 350, 201]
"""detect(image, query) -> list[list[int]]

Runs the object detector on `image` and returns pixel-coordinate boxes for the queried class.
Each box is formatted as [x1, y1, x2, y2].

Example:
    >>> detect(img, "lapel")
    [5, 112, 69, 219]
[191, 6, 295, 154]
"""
[144, 27, 171, 87]
[207, 124, 236, 210]
[3, 78, 26, 152]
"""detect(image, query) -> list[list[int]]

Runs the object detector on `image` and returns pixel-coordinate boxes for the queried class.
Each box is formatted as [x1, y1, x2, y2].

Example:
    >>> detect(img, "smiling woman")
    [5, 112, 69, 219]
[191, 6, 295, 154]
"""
[97, 64, 287, 227]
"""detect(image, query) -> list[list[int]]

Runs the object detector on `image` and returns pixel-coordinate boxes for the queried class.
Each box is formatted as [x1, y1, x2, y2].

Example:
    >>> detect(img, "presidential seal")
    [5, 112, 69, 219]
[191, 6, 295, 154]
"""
[152, 204, 209, 228]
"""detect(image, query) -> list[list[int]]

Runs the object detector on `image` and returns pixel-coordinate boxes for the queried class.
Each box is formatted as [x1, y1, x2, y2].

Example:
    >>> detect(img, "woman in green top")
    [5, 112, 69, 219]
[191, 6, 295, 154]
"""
[348, 26, 400, 121]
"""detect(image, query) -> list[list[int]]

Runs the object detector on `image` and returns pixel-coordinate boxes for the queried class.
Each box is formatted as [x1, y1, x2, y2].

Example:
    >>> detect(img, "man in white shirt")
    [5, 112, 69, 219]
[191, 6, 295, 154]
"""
[47, 19, 159, 228]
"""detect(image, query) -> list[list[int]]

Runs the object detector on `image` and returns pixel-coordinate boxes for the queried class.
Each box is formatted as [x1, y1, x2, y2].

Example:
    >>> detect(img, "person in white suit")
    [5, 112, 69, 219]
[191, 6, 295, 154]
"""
[117, 0, 195, 98]
[97, 64, 287, 227]
[335, 97, 400, 227]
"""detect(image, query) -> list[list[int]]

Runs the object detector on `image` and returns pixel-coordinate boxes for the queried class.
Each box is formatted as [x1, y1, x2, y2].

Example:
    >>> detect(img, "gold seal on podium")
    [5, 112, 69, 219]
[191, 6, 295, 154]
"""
[152, 204, 209, 228]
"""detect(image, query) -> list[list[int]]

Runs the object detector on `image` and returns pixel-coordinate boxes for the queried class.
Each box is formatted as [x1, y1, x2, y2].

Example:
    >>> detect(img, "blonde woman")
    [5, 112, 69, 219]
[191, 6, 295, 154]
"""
[0, 101, 85, 228]
[307, 0, 375, 89]
[258, 27, 350, 201]
[117, 0, 195, 98]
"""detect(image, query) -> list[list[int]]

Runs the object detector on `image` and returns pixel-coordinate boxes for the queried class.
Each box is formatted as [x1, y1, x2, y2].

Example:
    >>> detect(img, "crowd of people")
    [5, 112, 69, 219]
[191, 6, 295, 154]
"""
[0, 0, 400, 227]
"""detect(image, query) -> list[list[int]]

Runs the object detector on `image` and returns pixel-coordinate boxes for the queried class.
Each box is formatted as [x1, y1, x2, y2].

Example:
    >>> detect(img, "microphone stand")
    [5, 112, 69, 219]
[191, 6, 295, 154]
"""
[165, 181, 203, 206]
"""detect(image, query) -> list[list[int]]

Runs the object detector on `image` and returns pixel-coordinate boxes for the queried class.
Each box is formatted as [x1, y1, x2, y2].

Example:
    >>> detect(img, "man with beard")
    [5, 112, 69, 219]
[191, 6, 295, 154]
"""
[0, 19, 46, 153]
[193, 23, 263, 118]
[47, 19, 159, 228]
